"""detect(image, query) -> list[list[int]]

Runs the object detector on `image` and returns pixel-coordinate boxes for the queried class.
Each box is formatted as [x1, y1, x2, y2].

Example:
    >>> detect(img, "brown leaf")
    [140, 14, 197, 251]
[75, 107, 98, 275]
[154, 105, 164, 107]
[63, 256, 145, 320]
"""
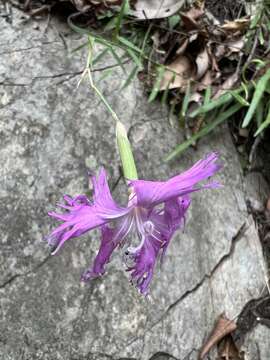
[176, 39, 189, 55]
[160, 55, 194, 91]
[180, 12, 199, 30]
[221, 18, 250, 32]
[185, 5, 205, 21]
[266, 196, 270, 212]
[227, 38, 245, 54]
[133, 0, 185, 19]
[195, 48, 209, 80]
[196, 70, 213, 91]
[199, 313, 237, 359]
[213, 72, 239, 99]
[217, 335, 243, 360]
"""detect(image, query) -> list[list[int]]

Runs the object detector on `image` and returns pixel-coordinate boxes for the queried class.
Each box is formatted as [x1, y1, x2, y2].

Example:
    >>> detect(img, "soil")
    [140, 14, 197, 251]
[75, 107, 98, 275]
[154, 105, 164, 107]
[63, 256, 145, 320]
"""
[205, 0, 246, 22]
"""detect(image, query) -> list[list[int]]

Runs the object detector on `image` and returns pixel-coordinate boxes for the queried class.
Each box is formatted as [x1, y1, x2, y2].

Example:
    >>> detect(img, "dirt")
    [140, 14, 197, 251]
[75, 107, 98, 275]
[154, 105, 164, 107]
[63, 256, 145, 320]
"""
[205, 0, 246, 22]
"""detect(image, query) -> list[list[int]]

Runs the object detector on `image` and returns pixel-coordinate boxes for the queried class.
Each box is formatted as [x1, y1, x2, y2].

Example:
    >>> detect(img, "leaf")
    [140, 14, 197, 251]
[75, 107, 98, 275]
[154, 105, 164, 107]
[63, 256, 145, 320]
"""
[242, 69, 270, 127]
[133, 0, 185, 19]
[190, 93, 233, 118]
[121, 65, 139, 89]
[160, 55, 194, 91]
[230, 91, 249, 106]
[195, 48, 209, 80]
[114, 0, 130, 38]
[168, 14, 181, 29]
[117, 36, 143, 54]
[213, 72, 239, 99]
[108, 47, 127, 74]
[149, 66, 166, 102]
[221, 18, 250, 32]
[165, 103, 242, 161]
[180, 80, 191, 117]
[125, 47, 143, 69]
[92, 47, 110, 66]
[204, 86, 211, 105]
[217, 335, 243, 360]
[254, 103, 270, 136]
[199, 314, 237, 359]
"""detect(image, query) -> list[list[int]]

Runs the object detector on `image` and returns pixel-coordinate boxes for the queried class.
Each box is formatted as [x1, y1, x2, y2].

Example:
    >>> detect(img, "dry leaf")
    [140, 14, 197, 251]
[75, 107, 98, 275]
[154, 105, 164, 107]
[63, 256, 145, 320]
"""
[199, 313, 237, 359]
[180, 12, 199, 30]
[196, 70, 213, 91]
[133, 0, 185, 19]
[180, 4, 204, 30]
[213, 72, 239, 99]
[160, 55, 194, 91]
[266, 197, 270, 211]
[217, 335, 243, 360]
[176, 39, 189, 55]
[221, 18, 250, 32]
[195, 48, 209, 79]
[71, 0, 121, 12]
[227, 38, 245, 54]
[185, 5, 205, 20]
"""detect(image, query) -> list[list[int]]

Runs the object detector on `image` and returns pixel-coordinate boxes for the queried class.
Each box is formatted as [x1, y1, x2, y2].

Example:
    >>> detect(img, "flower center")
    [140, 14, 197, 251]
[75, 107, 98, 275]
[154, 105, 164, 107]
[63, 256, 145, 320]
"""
[143, 220, 155, 236]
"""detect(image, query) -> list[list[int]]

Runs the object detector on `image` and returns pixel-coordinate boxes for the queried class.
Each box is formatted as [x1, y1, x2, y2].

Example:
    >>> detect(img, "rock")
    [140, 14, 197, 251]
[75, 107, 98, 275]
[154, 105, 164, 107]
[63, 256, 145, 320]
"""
[0, 8, 268, 360]
[244, 172, 269, 212]
[242, 324, 270, 360]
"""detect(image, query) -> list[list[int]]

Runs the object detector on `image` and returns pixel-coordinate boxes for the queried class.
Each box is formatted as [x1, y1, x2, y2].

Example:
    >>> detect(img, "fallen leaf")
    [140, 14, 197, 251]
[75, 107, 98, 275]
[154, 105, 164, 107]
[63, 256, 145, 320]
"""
[267, 197, 270, 211]
[185, 5, 205, 20]
[195, 48, 209, 79]
[160, 55, 194, 91]
[133, 0, 185, 19]
[176, 39, 189, 55]
[179, 4, 205, 29]
[196, 70, 213, 91]
[213, 72, 239, 99]
[199, 313, 237, 359]
[71, 0, 121, 12]
[180, 12, 199, 30]
[227, 38, 245, 54]
[217, 335, 243, 360]
[221, 18, 250, 32]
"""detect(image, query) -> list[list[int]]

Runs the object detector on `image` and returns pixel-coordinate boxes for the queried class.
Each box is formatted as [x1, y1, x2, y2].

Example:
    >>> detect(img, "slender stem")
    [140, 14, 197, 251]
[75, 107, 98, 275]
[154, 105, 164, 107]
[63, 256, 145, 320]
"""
[86, 36, 120, 123]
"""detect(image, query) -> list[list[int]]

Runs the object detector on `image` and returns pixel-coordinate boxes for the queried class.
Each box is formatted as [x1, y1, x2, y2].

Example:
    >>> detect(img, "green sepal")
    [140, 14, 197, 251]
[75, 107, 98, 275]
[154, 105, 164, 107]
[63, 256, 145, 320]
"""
[116, 121, 138, 180]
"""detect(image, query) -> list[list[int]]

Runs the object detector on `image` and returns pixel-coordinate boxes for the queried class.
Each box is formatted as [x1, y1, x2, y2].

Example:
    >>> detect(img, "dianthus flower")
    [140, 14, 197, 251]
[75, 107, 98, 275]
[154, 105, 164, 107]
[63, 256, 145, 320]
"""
[46, 147, 221, 295]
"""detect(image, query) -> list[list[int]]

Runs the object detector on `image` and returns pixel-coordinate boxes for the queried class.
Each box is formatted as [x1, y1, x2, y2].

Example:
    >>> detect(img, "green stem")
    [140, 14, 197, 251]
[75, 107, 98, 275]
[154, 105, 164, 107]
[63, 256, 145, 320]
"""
[85, 36, 138, 180]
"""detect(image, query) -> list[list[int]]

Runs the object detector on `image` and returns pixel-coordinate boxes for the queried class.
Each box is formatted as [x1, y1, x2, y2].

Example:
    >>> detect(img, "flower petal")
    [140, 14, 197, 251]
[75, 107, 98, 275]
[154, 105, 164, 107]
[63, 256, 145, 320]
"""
[129, 152, 222, 207]
[127, 235, 161, 295]
[127, 195, 190, 294]
[46, 169, 129, 254]
[81, 224, 117, 281]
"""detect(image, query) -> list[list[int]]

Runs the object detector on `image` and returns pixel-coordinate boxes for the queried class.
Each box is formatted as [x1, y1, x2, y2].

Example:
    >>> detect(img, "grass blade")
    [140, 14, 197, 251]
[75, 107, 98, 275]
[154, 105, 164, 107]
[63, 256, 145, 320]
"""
[204, 85, 212, 105]
[242, 69, 270, 127]
[109, 46, 127, 74]
[117, 36, 143, 54]
[148, 66, 165, 102]
[114, 0, 130, 39]
[126, 48, 142, 69]
[121, 65, 138, 89]
[165, 103, 243, 161]
[254, 103, 270, 136]
[190, 92, 234, 117]
[92, 47, 110, 65]
[180, 80, 191, 117]
[230, 90, 250, 106]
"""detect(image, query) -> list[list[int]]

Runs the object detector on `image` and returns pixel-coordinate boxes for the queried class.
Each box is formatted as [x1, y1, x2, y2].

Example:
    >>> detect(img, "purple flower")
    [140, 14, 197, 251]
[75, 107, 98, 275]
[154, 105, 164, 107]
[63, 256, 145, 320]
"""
[46, 152, 221, 295]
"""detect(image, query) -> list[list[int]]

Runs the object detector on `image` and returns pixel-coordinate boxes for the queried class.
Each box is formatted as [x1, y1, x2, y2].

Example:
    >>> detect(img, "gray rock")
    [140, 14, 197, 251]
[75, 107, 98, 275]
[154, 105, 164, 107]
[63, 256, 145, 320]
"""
[0, 8, 269, 360]
[244, 172, 269, 212]
[242, 324, 270, 360]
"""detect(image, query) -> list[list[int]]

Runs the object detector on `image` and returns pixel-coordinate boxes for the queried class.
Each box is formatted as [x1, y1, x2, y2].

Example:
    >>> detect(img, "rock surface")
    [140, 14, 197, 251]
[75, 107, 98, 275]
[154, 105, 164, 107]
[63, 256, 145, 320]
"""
[0, 7, 269, 360]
